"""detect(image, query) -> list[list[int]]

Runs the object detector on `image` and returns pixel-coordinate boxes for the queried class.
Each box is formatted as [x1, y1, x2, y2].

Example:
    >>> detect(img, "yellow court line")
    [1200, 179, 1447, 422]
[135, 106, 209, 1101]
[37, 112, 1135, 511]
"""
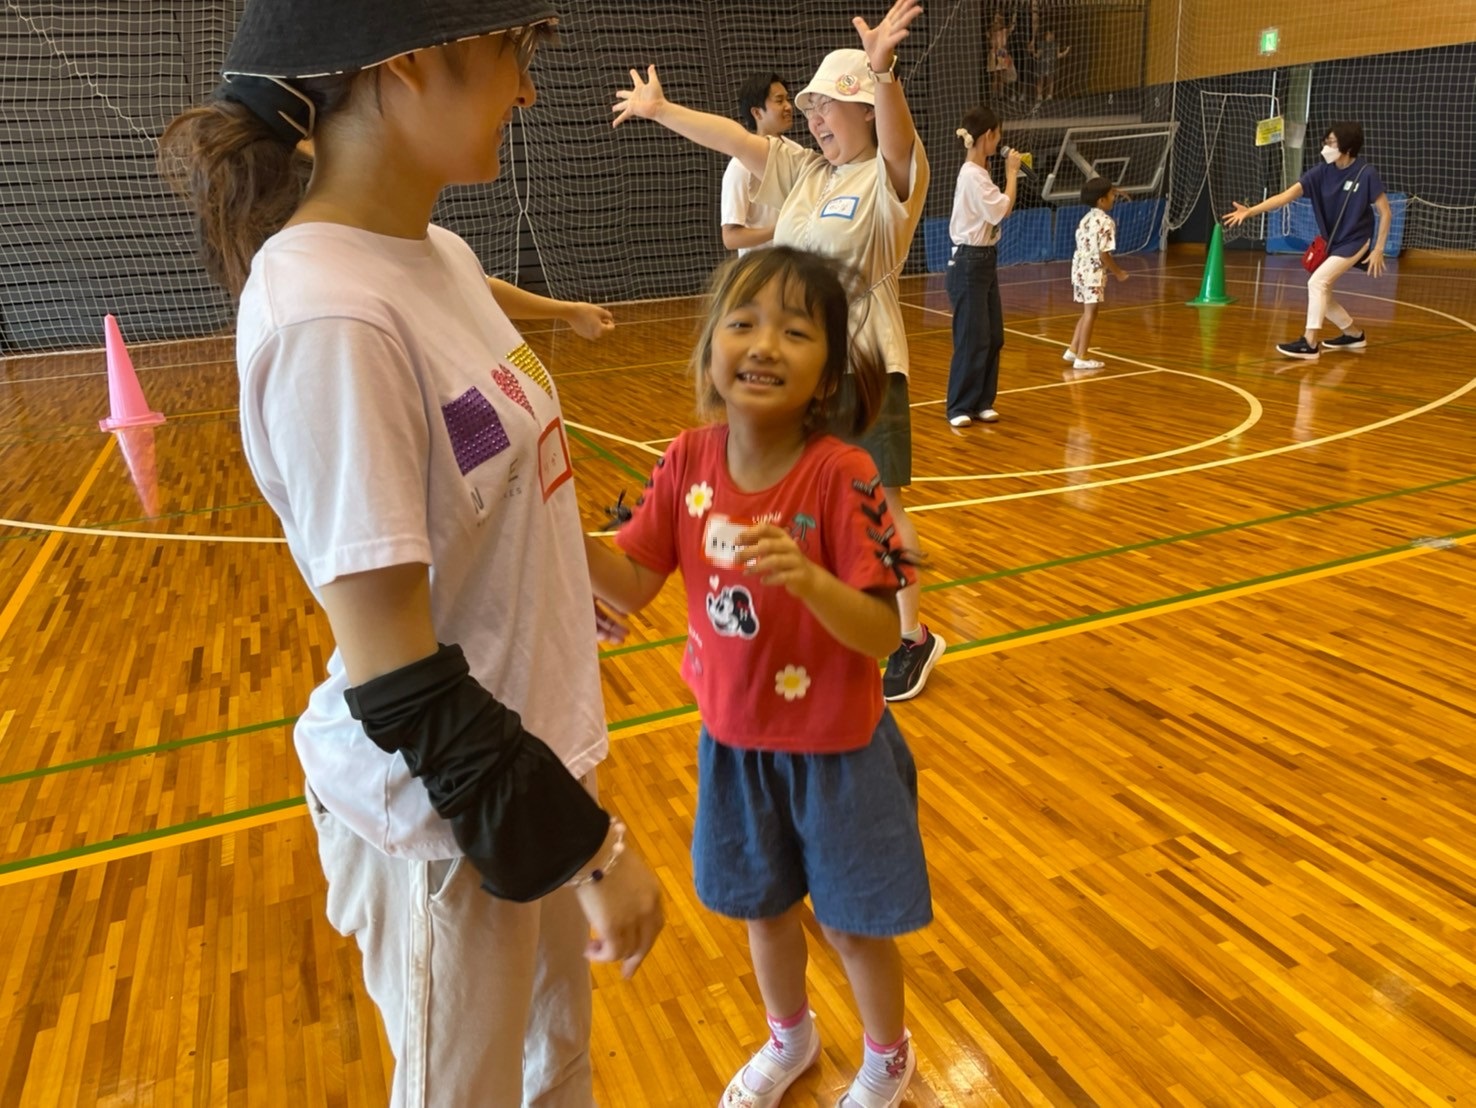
[0, 804, 297, 888]
[3, 527, 1469, 884]
[0, 437, 115, 645]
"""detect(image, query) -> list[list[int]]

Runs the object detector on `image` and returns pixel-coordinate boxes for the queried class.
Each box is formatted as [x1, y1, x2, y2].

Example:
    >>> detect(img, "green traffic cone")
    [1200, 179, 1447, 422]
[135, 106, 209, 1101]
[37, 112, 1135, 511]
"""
[1187, 223, 1235, 306]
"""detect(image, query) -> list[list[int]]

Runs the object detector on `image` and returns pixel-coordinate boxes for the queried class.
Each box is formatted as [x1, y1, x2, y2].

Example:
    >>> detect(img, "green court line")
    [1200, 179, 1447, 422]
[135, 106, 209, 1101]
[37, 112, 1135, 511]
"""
[4, 522, 1472, 873]
[0, 795, 306, 877]
[594, 472, 1476, 659]
[600, 633, 689, 658]
[566, 425, 648, 482]
[0, 717, 298, 787]
[590, 520, 1476, 735]
[5, 473, 1471, 785]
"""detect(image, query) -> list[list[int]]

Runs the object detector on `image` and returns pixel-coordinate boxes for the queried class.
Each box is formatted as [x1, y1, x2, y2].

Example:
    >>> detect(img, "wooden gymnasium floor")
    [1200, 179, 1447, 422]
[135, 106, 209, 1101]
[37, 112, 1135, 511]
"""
[2, 248, 1475, 1107]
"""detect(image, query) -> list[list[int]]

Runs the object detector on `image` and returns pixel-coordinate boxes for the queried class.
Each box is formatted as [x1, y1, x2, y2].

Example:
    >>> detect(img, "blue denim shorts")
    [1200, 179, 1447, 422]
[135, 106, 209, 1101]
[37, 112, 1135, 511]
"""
[691, 709, 933, 937]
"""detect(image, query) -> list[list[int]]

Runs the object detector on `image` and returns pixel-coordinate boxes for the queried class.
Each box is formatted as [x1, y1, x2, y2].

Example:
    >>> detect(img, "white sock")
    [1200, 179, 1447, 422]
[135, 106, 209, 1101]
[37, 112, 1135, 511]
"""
[743, 1005, 815, 1094]
[901, 624, 926, 645]
[855, 1033, 911, 1099]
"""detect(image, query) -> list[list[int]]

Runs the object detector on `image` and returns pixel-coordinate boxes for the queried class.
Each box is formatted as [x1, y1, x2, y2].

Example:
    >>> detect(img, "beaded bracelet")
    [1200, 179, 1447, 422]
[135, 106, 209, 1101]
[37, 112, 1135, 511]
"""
[567, 820, 626, 887]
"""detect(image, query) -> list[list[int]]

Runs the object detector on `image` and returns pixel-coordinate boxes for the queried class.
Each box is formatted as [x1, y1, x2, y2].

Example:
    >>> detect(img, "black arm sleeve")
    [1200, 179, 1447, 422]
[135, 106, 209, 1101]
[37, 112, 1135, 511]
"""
[343, 643, 611, 902]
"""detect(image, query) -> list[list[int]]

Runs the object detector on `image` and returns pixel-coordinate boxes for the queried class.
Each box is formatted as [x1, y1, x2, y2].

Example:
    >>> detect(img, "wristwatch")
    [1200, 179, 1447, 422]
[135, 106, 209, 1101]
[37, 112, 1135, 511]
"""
[868, 54, 897, 83]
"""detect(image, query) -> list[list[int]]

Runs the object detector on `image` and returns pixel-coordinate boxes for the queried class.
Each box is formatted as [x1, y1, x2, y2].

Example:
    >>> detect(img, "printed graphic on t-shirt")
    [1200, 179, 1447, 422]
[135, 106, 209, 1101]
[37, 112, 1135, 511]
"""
[537, 418, 572, 501]
[507, 342, 555, 397]
[442, 388, 510, 476]
[706, 584, 759, 639]
[492, 365, 536, 418]
[821, 196, 860, 220]
[703, 513, 747, 568]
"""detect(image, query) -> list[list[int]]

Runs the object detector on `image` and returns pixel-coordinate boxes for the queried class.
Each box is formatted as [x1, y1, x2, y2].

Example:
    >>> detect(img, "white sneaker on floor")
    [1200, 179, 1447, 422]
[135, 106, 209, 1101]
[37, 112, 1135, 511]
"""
[976, 409, 999, 423]
[1062, 348, 1077, 361]
[1073, 358, 1105, 370]
[948, 414, 971, 427]
[721, 1027, 822, 1108]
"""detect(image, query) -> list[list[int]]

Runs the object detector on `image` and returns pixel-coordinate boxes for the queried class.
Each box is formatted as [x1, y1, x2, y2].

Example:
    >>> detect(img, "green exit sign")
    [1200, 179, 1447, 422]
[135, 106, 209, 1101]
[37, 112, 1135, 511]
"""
[1260, 27, 1280, 55]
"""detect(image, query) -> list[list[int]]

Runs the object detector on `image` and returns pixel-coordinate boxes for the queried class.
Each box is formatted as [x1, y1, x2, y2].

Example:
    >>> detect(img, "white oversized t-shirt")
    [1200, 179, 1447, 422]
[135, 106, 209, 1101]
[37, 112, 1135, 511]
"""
[236, 222, 608, 859]
[949, 161, 1010, 248]
[755, 135, 930, 376]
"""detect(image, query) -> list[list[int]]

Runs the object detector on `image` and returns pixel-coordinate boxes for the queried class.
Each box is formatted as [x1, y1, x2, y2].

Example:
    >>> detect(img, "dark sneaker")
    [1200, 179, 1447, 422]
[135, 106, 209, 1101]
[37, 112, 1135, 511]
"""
[883, 628, 946, 702]
[1323, 331, 1367, 350]
[1276, 337, 1320, 360]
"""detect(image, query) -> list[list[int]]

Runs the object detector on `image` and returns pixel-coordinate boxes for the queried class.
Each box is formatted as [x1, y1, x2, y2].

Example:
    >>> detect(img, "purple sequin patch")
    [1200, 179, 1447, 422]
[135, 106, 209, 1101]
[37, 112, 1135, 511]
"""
[442, 388, 510, 475]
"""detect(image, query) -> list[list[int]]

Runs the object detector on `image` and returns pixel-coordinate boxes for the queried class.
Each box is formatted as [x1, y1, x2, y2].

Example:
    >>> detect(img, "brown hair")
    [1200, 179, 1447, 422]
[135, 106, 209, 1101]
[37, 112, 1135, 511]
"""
[690, 246, 886, 438]
[158, 73, 363, 298]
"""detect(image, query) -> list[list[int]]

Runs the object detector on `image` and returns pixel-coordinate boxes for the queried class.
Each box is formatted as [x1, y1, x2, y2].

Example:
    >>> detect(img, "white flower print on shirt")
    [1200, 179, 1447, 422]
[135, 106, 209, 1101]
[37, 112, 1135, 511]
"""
[686, 481, 714, 517]
[775, 665, 811, 701]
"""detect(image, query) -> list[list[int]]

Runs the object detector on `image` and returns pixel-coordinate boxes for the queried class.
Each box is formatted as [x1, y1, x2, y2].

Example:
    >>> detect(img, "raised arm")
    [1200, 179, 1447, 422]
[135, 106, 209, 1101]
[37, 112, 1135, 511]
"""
[1224, 181, 1303, 226]
[855, 0, 925, 200]
[613, 65, 770, 178]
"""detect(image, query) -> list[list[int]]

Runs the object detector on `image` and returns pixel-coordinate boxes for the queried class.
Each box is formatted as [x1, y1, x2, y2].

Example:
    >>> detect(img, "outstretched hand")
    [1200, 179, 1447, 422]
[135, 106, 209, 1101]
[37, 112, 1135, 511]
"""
[612, 65, 668, 128]
[853, 0, 924, 72]
[1366, 252, 1386, 278]
[1223, 201, 1254, 227]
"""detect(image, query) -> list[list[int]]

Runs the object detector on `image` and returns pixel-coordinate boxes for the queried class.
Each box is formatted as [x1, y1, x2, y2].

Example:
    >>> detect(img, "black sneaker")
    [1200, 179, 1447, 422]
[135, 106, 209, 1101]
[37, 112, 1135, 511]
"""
[1323, 331, 1367, 350]
[1276, 337, 1320, 360]
[882, 628, 946, 702]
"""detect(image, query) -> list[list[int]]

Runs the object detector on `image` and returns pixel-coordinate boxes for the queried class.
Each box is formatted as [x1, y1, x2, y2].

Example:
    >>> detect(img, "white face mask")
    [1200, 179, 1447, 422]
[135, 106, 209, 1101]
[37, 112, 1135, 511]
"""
[1321, 143, 1340, 164]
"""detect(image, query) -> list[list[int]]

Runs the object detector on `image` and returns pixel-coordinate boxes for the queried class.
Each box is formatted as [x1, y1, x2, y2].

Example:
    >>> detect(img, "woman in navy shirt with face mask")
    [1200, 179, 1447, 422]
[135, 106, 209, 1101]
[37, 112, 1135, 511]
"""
[1224, 121, 1392, 360]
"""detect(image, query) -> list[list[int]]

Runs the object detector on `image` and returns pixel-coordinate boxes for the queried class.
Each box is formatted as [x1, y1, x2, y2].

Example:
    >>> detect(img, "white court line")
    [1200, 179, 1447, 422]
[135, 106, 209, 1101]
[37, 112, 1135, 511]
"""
[4, 289, 1472, 543]
[912, 366, 1264, 483]
[642, 369, 1160, 445]
[909, 368, 1158, 408]
[565, 420, 665, 456]
[906, 291, 1476, 513]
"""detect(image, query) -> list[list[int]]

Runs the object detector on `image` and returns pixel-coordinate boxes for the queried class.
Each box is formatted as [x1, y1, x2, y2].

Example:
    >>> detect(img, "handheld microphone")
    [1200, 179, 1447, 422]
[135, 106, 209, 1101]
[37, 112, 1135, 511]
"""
[1000, 145, 1036, 179]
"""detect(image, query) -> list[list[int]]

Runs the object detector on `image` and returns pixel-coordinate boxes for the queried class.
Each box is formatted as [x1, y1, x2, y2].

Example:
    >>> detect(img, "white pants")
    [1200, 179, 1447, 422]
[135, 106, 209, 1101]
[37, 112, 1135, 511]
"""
[1305, 240, 1369, 332]
[308, 788, 596, 1108]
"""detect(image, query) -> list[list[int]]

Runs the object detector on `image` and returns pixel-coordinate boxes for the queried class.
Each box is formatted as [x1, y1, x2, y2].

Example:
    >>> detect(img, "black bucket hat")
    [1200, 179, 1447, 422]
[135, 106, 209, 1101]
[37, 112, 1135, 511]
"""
[223, 0, 560, 79]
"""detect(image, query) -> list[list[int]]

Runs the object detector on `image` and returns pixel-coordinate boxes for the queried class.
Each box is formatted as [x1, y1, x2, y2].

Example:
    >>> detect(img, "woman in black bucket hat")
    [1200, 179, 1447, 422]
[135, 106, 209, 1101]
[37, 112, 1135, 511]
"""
[159, 4, 664, 1104]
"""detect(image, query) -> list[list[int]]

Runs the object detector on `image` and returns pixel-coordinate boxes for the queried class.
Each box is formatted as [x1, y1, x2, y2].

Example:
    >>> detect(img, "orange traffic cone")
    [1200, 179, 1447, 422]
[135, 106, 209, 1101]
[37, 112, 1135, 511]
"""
[99, 315, 165, 431]
[114, 425, 161, 517]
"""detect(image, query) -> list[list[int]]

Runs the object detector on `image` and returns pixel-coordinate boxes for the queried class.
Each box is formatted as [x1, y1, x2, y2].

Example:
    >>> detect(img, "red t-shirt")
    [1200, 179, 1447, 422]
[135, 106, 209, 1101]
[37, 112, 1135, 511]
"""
[616, 426, 916, 753]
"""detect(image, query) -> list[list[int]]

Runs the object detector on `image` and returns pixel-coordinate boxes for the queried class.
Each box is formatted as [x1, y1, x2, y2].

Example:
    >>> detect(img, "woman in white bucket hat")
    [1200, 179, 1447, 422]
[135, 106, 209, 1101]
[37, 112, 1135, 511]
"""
[614, 0, 945, 713]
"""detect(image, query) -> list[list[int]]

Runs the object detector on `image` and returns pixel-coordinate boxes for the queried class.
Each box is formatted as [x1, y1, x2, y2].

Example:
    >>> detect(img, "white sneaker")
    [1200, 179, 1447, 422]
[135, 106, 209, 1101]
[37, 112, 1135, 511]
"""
[1073, 358, 1105, 370]
[721, 1026, 822, 1108]
[948, 414, 971, 428]
[1062, 348, 1077, 361]
[976, 409, 999, 423]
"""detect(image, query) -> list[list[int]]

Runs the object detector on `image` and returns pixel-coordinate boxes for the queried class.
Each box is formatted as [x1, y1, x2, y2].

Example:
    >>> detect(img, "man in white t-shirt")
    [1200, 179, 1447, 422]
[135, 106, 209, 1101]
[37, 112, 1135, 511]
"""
[720, 72, 795, 255]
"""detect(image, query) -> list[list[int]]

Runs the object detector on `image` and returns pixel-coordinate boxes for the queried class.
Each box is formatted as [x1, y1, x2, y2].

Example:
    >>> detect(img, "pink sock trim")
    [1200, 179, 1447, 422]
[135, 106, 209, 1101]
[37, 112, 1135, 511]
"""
[865, 1031, 907, 1054]
[768, 1002, 810, 1030]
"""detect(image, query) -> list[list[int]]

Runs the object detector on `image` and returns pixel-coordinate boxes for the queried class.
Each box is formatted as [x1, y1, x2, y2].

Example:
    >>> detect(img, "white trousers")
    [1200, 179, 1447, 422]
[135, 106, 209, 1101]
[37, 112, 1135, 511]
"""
[309, 788, 596, 1108]
[1305, 240, 1369, 332]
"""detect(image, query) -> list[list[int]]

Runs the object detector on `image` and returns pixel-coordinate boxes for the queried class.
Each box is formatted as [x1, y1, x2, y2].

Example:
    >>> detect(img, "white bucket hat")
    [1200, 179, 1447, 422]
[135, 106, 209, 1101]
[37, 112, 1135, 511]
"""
[795, 49, 876, 111]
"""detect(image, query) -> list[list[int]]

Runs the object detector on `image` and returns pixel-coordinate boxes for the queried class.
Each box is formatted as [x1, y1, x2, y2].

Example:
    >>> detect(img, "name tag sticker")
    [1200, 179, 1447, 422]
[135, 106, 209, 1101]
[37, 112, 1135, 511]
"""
[537, 418, 573, 501]
[703, 514, 749, 568]
[821, 196, 860, 219]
